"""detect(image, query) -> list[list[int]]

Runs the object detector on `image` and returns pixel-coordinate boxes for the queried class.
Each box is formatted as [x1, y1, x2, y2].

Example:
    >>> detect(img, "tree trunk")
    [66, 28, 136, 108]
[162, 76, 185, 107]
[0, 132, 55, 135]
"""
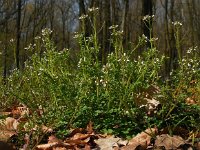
[49, 0, 54, 31]
[164, 0, 170, 78]
[142, 0, 153, 49]
[78, 0, 90, 37]
[122, 0, 129, 49]
[3, 11, 8, 84]
[104, 0, 111, 53]
[169, 0, 178, 71]
[16, 0, 22, 69]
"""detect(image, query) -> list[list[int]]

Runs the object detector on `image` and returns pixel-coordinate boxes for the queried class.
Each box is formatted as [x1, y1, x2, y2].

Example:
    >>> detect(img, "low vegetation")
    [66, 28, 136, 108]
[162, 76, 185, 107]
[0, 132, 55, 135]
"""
[0, 21, 200, 149]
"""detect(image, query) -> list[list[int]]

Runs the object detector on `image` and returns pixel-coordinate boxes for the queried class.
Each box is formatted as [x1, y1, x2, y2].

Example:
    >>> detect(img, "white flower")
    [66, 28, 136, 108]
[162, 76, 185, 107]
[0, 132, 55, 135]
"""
[142, 34, 148, 42]
[150, 37, 158, 42]
[10, 39, 14, 42]
[88, 7, 99, 12]
[188, 63, 191, 67]
[79, 14, 88, 20]
[109, 25, 118, 30]
[35, 36, 41, 40]
[143, 15, 155, 21]
[187, 48, 192, 54]
[172, 21, 182, 26]
[42, 28, 52, 36]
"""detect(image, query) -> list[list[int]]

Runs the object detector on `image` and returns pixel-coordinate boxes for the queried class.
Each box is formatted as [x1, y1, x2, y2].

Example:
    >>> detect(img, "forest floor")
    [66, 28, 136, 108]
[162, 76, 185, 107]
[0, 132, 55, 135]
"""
[1, 104, 200, 150]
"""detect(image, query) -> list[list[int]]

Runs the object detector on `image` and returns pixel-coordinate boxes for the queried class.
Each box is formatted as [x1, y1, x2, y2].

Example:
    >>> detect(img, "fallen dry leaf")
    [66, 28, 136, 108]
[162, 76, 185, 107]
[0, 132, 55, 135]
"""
[36, 142, 73, 150]
[186, 97, 196, 105]
[48, 135, 62, 143]
[71, 133, 91, 141]
[64, 139, 87, 145]
[84, 144, 91, 150]
[159, 127, 189, 139]
[52, 147, 67, 150]
[0, 141, 15, 150]
[23, 133, 31, 150]
[11, 106, 29, 119]
[0, 130, 17, 142]
[5, 117, 19, 130]
[0, 111, 12, 116]
[0, 117, 18, 141]
[94, 135, 120, 150]
[68, 128, 85, 137]
[155, 134, 185, 149]
[129, 128, 157, 145]
[42, 125, 53, 133]
[122, 128, 157, 150]
[117, 139, 128, 147]
[86, 121, 94, 134]
[121, 144, 143, 150]
[196, 142, 200, 149]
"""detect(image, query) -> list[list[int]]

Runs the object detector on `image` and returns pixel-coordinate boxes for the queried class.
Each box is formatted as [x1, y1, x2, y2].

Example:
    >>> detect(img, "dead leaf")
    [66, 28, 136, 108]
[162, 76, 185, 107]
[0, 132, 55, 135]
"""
[186, 97, 196, 105]
[64, 139, 87, 145]
[0, 112, 12, 116]
[95, 135, 120, 150]
[68, 128, 85, 137]
[23, 133, 31, 150]
[36, 142, 73, 150]
[117, 139, 128, 147]
[122, 128, 157, 150]
[0, 141, 15, 150]
[121, 144, 143, 150]
[0, 130, 17, 142]
[160, 127, 189, 139]
[5, 117, 19, 130]
[129, 128, 157, 145]
[42, 125, 53, 133]
[84, 144, 91, 150]
[48, 135, 62, 143]
[52, 147, 67, 150]
[155, 134, 185, 149]
[12, 106, 29, 119]
[71, 133, 91, 140]
[86, 121, 94, 134]
[195, 142, 200, 149]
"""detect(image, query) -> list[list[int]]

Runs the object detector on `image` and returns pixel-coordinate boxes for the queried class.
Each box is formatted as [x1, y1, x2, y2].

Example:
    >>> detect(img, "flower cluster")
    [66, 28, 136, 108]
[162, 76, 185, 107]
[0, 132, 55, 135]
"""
[186, 46, 198, 54]
[24, 43, 36, 51]
[10, 39, 15, 43]
[79, 14, 88, 20]
[42, 28, 53, 37]
[142, 15, 155, 21]
[117, 53, 130, 63]
[109, 25, 119, 30]
[95, 77, 108, 87]
[172, 21, 183, 27]
[35, 36, 41, 40]
[88, 7, 99, 12]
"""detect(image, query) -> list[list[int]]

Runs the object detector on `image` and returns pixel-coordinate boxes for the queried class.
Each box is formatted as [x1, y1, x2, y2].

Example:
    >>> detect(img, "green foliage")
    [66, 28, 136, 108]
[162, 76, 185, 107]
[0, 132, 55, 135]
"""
[0, 19, 200, 145]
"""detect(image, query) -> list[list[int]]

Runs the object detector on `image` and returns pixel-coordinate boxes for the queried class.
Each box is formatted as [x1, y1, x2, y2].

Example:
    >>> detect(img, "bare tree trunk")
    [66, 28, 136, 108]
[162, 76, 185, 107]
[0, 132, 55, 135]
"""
[3, 12, 8, 84]
[49, 0, 54, 31]
[169, 0, 178, 71]
[78, 0, 90, 37]
[104, 0, 111, 53]
[122, 0, 129, 49]
[61, 8, 66, 49]
[16, 0, 22, 69]
[164, 0, 170, 78]
[142, 0, 153, 49]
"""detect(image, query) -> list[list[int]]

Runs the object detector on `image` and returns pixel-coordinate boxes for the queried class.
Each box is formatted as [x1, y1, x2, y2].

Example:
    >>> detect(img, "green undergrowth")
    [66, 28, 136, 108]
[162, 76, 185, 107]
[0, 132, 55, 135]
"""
[1, 22, 200, 147]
